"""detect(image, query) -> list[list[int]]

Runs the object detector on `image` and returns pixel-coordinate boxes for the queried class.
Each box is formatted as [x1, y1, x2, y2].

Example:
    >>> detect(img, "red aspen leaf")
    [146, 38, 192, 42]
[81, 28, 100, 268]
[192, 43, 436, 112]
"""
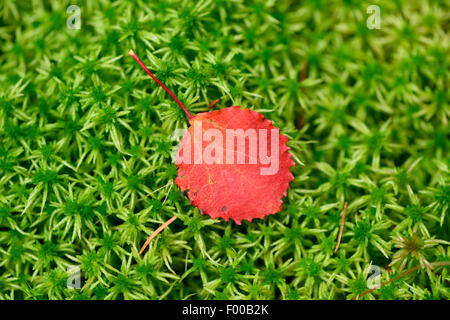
[129, 50, 295, 253]
[175, 106, 295, 224]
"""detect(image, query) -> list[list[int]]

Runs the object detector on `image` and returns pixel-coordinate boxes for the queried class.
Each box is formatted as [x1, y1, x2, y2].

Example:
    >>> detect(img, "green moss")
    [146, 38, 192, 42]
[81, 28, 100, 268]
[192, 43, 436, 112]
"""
[0, 0, 448, 301]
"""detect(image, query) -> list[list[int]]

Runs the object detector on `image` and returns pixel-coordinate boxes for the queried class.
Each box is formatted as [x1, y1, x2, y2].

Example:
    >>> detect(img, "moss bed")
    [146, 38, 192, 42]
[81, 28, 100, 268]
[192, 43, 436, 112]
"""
[0, 0, 448, 299]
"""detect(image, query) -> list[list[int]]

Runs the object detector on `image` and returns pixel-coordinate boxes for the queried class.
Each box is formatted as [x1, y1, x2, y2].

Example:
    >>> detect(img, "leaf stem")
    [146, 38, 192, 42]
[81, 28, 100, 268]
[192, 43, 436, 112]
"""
[128, 49, 193, 120]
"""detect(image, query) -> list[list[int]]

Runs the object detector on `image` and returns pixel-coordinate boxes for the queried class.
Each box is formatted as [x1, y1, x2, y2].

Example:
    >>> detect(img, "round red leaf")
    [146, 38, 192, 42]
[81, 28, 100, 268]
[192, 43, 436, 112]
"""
[175, 106, 295, 224]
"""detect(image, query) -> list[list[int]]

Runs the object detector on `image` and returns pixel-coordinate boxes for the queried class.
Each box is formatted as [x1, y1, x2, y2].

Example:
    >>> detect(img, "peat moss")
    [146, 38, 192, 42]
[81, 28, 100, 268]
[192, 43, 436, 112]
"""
[0, 0, 449, 300]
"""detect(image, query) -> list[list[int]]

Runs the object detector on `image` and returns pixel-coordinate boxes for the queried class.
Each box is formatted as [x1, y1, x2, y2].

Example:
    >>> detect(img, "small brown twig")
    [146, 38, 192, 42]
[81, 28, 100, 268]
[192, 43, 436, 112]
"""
[385, 264, 393, 274]
[334, 201, 348, 254]
[296, 113, 304, 130]
[208, 98, 220, 109]
[299, 60, 308, 87]
[296, 61, 308, 129]
[352, 261, 450, 300]
[139, 215, 178, 255]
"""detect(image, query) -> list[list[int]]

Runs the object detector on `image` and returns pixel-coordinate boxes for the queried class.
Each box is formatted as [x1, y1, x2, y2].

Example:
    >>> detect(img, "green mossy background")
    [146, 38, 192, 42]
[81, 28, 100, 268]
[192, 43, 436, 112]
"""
[0, 0, 449, 300]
